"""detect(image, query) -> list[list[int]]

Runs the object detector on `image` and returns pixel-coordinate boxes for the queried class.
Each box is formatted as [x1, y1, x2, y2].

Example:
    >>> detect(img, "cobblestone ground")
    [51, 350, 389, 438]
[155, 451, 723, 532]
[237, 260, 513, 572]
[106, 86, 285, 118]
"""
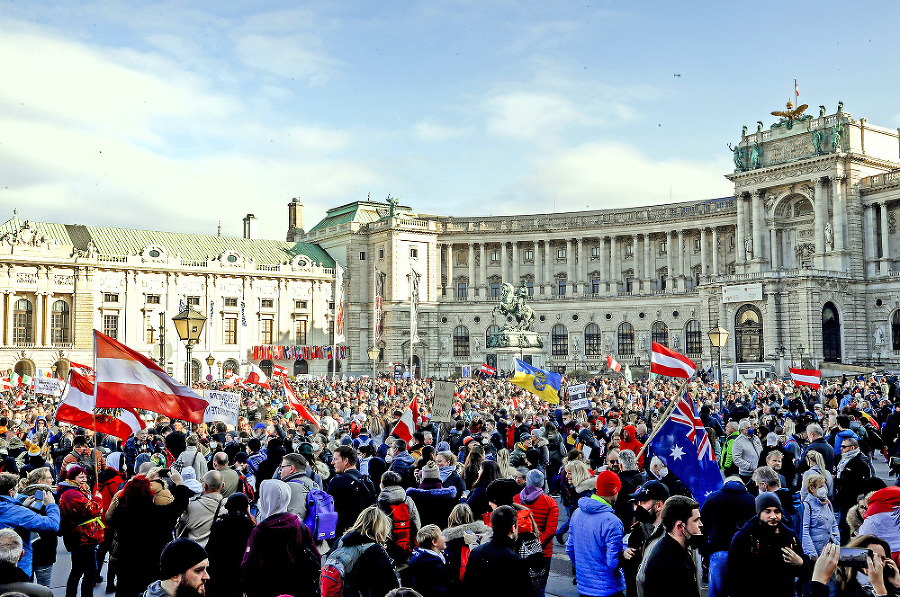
[48, 456, 893, 597]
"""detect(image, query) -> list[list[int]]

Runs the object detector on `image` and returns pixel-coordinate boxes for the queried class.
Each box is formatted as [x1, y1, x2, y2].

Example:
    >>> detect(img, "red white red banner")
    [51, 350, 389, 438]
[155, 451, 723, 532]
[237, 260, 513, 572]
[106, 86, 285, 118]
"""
[57, 370, 147, 439]
[246, 363, 270, 389]
[605, 355, 622, 373]
[276, 373, 320, 429]
[650, 342, 697, 379]
[480, 364, 496, 375]
[94, 330, 209, 424]
[789, 367, 821, 390]
[392, 397, 420, 443]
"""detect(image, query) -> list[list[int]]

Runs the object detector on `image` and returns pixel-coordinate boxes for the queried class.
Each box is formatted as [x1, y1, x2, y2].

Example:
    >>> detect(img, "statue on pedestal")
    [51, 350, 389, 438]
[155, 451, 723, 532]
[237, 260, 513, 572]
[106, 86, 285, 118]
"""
[493, 281, 535, 332]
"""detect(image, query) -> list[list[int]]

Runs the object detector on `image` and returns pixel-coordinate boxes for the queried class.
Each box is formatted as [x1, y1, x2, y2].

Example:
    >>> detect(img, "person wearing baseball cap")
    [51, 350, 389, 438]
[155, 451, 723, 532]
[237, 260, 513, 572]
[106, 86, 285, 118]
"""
[143, 538, 209, 597]
[565, 470, 625, 596]
[623, 480, 669, 597]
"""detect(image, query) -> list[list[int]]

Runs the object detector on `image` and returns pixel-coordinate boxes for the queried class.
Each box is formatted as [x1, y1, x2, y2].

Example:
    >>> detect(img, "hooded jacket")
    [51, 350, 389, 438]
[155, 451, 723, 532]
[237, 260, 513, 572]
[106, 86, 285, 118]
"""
[241, 511, 320, 597]
[699, 480, 756, 552]
[566, 495, 625, 596]
[177, 491, 225, 547]
[377, 484, 422, 561]
[726, 516, 810, 597]
[514, 485, 558, 558]
[619, 426, 645, 468]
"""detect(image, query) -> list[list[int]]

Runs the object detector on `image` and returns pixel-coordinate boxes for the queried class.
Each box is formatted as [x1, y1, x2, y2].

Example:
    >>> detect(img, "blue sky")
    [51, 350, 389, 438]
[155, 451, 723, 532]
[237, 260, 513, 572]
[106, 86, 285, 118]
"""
[2, 1, 899, 240]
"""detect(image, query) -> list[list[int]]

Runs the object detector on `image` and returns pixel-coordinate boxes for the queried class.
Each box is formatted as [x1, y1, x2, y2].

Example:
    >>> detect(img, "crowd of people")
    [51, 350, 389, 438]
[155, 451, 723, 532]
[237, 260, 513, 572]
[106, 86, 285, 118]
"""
[0, 370, 897, 597]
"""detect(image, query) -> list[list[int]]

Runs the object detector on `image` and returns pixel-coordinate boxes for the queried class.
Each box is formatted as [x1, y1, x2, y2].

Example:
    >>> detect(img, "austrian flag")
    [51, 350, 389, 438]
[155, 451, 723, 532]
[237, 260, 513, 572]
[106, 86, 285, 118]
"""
[480, 364, 496, 375]
[57, 371, 146, 440]
[789, 367, 821, 390]
[650, 342, 697, 379]
[605, 355, 622, 373]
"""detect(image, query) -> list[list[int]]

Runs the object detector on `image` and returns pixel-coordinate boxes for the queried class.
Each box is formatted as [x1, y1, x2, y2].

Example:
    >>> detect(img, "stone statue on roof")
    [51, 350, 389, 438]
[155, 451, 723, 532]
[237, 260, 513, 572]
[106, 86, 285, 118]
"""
[386, 195, 398, 217]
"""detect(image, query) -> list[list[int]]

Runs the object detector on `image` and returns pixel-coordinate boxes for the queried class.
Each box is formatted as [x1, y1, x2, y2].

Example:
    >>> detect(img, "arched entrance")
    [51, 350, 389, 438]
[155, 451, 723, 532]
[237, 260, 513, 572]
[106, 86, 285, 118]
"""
[822, 302, 842, 363]
[222, 359, 239, 375]
[53, 360, 70, 380]
[735, 304, 764, 362]
[13, 360, 34, 378]
[294, 359, 309, 375]
[407, 355, 421, 379]
[260, 359, 274, 377]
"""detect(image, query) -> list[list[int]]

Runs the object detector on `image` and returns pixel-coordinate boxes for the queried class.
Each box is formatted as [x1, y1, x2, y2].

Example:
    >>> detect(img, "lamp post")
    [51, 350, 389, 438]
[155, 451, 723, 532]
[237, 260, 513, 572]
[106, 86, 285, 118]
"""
[707, 322, 730, 413]
[368, 346, 379, 381]
[205, 354, 215, 380]
[171, 307, 207, 386]
[216, 361, 222, 379]
[776, 343, 786, 378]
[796, 344, 805, 368]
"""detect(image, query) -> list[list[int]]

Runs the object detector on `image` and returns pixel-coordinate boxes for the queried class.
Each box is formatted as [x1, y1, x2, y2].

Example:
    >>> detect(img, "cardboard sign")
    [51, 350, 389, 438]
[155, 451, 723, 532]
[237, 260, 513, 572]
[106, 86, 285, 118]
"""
[432, 381, 456, 423]
[202, 390, 240, 427]
[569, 397, 591, 411]
[568, 383, 587, 397]
[33, 377, 62, 397]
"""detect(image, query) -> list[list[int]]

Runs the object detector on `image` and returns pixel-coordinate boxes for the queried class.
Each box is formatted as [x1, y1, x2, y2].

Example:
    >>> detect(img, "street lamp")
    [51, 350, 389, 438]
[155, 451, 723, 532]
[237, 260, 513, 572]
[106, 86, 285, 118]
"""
[368, 346, 379, 381]
[216, 361, 222, 378]
[796, 344, 805, 368]
[707, 322, 730, 413]
[205, 354, 215, 379]
[172, 307, 207, 386]
[776, 343, 786, 377]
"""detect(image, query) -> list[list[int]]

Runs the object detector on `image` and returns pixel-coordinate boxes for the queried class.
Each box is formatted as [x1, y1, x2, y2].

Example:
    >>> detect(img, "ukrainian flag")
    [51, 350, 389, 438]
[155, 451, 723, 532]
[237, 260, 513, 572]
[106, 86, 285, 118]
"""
[510, 359, 561, 404]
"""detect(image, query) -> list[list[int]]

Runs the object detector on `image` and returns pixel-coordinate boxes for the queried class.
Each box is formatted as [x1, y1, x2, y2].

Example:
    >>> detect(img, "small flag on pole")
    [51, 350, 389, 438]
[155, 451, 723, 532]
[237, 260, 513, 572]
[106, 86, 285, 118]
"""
[650, 342, 697, 379]
[605, 355, 622, 373]
[789, 367, 821, 390]
[795, 79, 799, 98]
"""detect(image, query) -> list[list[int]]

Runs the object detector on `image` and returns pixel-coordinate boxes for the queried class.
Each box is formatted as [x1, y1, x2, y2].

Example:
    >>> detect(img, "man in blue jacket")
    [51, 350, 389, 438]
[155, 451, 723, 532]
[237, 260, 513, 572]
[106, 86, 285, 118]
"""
[566, 470, 625, 597]
[0, 472, 60, 579]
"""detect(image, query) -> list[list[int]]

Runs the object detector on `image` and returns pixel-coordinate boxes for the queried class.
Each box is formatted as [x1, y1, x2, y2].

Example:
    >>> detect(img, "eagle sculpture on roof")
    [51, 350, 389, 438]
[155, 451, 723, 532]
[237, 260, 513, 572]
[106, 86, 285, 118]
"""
[771, 100, 809, 121]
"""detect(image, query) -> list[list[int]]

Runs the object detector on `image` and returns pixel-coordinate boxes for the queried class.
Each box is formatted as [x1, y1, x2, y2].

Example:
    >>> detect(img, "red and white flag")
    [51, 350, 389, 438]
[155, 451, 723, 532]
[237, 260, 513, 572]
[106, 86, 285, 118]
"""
[650, 342, 697, 379]
[94, 330, 209, 424]
[789, 367, 821, 390]
[480, 364, 496, 375]
[57, 370, 147, 440]
[281, 377, 320, 429]
[0, 377, 11, 392]
[246, 363, 270, 389]
[273, 364, 288, 376]
[795, 79, 799, 99]
[605, 355, 622, 373]
[392, 396, 420, 443]
[510, 395, 522, 411]
[70, 361, 95, 382]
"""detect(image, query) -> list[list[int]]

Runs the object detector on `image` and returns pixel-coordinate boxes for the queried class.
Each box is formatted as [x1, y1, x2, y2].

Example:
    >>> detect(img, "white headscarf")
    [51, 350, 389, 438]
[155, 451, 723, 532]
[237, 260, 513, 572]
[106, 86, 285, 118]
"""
[257, 479, 292, 521]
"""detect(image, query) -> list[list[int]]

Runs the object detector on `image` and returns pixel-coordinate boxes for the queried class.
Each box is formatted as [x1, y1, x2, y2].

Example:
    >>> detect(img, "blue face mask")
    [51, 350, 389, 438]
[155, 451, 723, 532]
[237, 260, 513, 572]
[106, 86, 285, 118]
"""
[746, 428, 756, 436]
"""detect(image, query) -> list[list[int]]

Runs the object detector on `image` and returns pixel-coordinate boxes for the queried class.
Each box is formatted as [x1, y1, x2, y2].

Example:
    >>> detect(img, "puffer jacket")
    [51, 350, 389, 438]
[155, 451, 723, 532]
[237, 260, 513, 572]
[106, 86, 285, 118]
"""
[731, 432, 762, 476]
[801, 494, 839, 558]
[514, 486, 558, 558]
[565, 495, 625, 596]
[58, 483, 104, 549]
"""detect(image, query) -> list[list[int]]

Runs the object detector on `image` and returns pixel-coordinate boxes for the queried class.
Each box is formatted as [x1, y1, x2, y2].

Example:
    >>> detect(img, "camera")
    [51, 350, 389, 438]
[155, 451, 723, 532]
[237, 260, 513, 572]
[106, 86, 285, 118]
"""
[839, 548, 872, 567]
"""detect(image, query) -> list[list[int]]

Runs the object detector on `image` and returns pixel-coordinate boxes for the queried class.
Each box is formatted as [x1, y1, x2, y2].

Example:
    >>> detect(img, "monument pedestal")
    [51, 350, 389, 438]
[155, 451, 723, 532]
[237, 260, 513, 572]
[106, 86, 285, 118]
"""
[488, 330, 545, 371]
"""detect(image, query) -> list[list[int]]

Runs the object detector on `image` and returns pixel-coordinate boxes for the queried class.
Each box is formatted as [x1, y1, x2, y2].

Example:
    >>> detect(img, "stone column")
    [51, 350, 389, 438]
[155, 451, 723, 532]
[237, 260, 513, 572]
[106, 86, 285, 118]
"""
[600, 237, 609, 293]
[501, 241, 508, 285]
[565, 239, 573, 294]
[644, 233, 652, 290]
[677, 230, 686, 291]
[544, 241, 551, 291]
[832, 177, 845, 251]
[712, 227, 720, 275]
[881, 202, 891, 275]
[630, 234, 639, 292]
[5, 291, 13, 345]
[576, 238, 584, 295]
[468, 243, 476, 297]
[610, 236, 619, 293]
[479, 243, 487, 294]
[769, 228, 779, 270]
[736, 195, 746, 266]
[751, 190, 763, 262]
[700, 228, 708, 279]
[814, 178, 826, 256]
[511, 242, 519, 287]
[865, 204, 877, 277]
[35, 292, 44, 347]
[531, 241, 539, 294]
[445, 244, 453, 298]
[666, 232, 674, 292]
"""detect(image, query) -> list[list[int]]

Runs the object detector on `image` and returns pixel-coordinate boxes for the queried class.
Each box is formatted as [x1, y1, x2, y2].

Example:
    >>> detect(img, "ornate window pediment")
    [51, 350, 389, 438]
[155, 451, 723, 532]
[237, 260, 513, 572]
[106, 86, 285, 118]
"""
[140, 245, 167, 263]
[292, 254, 311, 268]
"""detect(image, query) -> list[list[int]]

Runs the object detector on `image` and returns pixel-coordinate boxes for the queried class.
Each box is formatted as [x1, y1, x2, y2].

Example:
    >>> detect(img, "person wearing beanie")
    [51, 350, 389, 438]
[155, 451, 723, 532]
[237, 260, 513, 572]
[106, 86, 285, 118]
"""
[142, 538, 209, 597]
[566, 470, 625, 597]
[725, 492, 809, 597]
[409, 460, 463, 538]
[513, 469, 558, 592]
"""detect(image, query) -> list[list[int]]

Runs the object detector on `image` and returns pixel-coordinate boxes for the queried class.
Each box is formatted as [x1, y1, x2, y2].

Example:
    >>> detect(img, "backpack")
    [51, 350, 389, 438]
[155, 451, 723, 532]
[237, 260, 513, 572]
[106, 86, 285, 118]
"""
[458, 544, 471, 581]
[387, 501, 414, 559]
[320, 538, 376, 597]
[389, 459, 416, 489]
[304, 488, 338, 541]
[238, 472, 256, 503]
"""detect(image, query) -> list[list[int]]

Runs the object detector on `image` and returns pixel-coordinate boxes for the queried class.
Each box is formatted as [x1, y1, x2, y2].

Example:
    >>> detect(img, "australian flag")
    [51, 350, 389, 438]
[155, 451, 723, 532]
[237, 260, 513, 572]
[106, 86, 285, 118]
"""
[648, 394, 723, 506]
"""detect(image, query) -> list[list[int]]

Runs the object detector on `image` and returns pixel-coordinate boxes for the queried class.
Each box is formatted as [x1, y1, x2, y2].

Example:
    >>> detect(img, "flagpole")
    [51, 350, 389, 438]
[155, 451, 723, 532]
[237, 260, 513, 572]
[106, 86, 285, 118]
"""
[636, 377, 691, 461]
[91, 331, 99, 494]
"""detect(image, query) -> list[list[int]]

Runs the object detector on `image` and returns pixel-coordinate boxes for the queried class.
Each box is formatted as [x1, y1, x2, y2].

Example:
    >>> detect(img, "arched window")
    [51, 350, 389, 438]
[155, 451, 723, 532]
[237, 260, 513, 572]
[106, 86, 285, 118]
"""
[222, 359, 239, 375]
[651, 321, 669, 347]
[822, 302, 841, 363]
[13, 299, 32, 345]
[51, 300, 70, 345]
[584, 323, 602, 356]
[294, 359, 309, 375]
[260, 359, 274, 377]
[485, 324, 500, 348]
[735, 305, 763, 362]
[552, 325, 568, 357]
[453, 326, 470, 357]
[893, 311, 900, 351]
[685, 320, 702, 356]
[618, 322, 634, 356]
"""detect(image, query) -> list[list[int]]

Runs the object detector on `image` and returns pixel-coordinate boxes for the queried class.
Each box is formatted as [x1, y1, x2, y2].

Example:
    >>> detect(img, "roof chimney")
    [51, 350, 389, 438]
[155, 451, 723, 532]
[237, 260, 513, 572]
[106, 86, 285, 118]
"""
[242, 214, 257, 239]
[287, 198, 304, 241]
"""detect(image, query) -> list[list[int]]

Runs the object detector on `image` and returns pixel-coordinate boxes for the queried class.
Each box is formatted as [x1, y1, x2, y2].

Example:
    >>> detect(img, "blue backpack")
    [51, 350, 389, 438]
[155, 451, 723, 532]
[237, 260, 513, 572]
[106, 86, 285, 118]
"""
[304, 488, 338, 541]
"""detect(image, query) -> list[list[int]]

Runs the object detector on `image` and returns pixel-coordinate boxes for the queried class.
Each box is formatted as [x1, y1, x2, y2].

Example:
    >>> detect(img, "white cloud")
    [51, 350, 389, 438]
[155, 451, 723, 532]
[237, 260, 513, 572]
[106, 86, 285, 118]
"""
[234, 34, 340, 86]
[486, 91, 602, 140]
[413, 120, 469, 142]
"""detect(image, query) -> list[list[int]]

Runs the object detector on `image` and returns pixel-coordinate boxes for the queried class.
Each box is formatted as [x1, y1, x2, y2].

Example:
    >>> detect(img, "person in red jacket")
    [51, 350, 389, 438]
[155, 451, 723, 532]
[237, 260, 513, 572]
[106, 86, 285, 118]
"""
[513, 469, 559, 594]
[620, 425, 645, 469]
[58, 466, 104, 597]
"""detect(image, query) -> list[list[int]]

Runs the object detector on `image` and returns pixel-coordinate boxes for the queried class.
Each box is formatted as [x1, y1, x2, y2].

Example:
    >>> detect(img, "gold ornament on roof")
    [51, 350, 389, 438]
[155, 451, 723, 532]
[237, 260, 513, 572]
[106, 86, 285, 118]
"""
[771, 100, 808, 121]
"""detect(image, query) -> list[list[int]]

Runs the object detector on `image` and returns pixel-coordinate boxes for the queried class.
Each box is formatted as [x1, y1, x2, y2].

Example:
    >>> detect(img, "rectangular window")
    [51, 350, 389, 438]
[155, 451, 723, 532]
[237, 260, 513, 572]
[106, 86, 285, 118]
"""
[410, 248, 418, 259]
[103, 314, 119, 340]
[224, 297, 238, 307]
[694, 238, 701, 251]
[526, 280, 534, 296]
[146, 294, 161, 304]
[557, 248, 567, 259]
[359, 252, 366, 260]
[261, 299, 274, 308]
[457, 283, 467, 299]
[224, 318, 237, 344]
[592, 279, 601, 294]
[660, 240, 667, 255]
[379, 248, 385, 259]
[490, 250, 500, 262]
[103, 293, 119, 303]
[591, 246, 601, 258]
[186, 296, 200, 306]
[558, 280, 566, 296]
[295, 319, 308, 345]
[260, 319, 273, 344]
[295, 300, 308, 309]
[524, 249, 534, 261]
[328, 302, 335, 310]
[490, 282, 500, 298]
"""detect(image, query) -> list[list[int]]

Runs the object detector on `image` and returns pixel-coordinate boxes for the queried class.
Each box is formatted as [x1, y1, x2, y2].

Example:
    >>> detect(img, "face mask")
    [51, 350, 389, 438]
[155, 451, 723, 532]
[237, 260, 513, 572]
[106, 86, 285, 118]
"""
[657, 467, 669, 479]
[634, 505, 656, 523]
[816, 487, 828, 499]
[311, 443, 322, 453]
[746, 428, 755, 436]
[686, 532, 706, 550]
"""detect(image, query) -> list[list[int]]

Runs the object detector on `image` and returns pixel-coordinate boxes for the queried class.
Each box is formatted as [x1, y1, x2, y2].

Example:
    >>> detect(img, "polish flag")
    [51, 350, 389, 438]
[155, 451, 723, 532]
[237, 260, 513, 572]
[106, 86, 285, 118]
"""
[480, 364, 496, 375]
[280, 376, 320, 429]
[94, 330, 209, 424]
[650, 342, 697, 379]
[789, 367, 821, 390]
[57, 370, 147, 440]
[605, 355, 622, 373]
[392, 397, 420, 443]
[246, 363, 270, 389]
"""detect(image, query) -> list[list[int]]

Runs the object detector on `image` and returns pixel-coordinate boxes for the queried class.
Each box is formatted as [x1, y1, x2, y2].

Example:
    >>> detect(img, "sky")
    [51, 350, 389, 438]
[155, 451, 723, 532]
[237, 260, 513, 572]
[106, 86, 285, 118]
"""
[2, 1, 899, 241]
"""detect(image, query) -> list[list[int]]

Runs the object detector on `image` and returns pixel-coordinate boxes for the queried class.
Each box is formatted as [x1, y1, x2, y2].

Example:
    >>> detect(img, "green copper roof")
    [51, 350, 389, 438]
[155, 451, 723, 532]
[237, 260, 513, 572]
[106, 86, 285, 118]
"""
[0, 216, 334, 267]
[308, 201, 385, 233]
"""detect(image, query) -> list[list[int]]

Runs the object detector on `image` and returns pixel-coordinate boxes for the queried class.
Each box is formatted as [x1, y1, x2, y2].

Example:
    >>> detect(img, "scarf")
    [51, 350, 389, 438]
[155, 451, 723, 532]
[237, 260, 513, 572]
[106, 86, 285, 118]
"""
[836, 447, 860, 477]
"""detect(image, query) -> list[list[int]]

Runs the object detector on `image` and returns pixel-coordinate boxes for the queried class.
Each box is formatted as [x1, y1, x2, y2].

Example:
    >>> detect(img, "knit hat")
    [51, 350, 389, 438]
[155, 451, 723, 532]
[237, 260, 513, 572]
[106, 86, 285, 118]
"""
[766, 432, 778, 447]
[66, 465, 86, 481]
[436, 441, 451, 452]
[159, 538, 208, 579]
[755, 491, 782, 515]
[421, 462, 440, 481]
[526, 469, 545, 488]
[595, 470, 621, 496]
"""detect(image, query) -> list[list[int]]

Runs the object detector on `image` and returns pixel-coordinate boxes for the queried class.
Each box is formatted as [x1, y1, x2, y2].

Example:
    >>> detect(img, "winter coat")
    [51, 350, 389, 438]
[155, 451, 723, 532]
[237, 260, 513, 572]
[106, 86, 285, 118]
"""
[407, 484, 458, 528]
[240, 512, 320, 597]
[176, 492, 225, 547]
[800, 494, 839, 558]
[326, 468, 377, 536]
[206, 512, 255, 597]
[731, 432, 763, 476]
[803, 437, 835, 471]
[615, 469, 645, 528]
[401, 548, 451, 597]
[58, 483, 103, 550]
[700, 480, 756, 552]
[639, 534, 699, 597]
[464, 534, 531, 597]
[720, 431, 740, 474]
[565, 495, 625, 596]
[832, 429, 858, 456]
[800, 465, 834, 500]
[283, 470, 318, 520]
[835, 452, 871, 511]
[0, 494, 59, 578]
[442, 519, 491, 591]
[726, 517, 810, 597]
[174, 447, 208, 477]
[619, 426, 645, 469]
[333, 531, 399, 597]
[377, 484, 421, 562]
[438, 465, 465, 497]
[514, 486, 558, 558]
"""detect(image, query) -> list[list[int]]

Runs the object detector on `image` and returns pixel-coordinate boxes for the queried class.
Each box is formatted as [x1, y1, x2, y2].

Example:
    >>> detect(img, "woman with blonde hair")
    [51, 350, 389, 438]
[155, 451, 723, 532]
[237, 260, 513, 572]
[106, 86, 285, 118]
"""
[800, 449, 833, 500]
[556, 460, 595, 542]
[496, 448, 516, 479]
[326, 506, 399, 597]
